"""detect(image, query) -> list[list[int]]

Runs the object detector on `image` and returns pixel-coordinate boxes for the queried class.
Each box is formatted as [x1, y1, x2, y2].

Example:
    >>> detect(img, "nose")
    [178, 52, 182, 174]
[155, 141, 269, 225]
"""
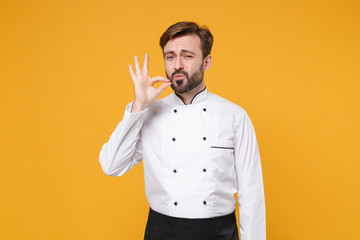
[174, 57, 183, 70]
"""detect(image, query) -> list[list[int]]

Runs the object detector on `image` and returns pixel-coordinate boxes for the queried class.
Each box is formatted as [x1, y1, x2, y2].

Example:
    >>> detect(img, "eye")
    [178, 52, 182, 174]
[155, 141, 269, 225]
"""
[166, 55, 174, 60]
[185, 55, 193, 59]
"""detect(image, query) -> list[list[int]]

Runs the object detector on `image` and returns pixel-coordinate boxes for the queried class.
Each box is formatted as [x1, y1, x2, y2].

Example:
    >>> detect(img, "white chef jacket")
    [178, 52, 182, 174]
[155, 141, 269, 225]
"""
[99, 88, 266, 240]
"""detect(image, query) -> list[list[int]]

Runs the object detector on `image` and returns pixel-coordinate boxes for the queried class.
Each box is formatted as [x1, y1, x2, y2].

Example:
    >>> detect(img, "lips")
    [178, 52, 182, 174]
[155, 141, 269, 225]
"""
[174, 74, 185, 80]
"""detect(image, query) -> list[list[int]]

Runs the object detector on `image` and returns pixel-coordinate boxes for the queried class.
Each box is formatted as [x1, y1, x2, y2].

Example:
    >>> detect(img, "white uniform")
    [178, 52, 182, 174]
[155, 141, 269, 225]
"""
[100, 88, 266, 240]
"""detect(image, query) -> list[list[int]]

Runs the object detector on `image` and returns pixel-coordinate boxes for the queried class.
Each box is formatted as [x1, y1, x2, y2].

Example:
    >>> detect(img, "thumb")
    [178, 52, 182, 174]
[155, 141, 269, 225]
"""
[155, 81, 171, 95]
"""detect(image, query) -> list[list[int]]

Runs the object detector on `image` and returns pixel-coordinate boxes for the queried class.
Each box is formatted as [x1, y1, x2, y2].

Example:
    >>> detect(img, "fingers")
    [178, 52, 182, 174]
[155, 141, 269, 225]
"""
[129, 65, 136, 83]
[134, 56, 142, 76]
[130, 55, 164, 85]
[143, 53, 149, 76]
[155, 81, 171, 95]
[151, 76, 170, 84]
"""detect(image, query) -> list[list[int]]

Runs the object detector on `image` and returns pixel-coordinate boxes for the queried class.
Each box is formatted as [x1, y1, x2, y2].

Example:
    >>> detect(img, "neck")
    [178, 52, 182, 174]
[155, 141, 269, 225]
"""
[176, 82, 206, 105]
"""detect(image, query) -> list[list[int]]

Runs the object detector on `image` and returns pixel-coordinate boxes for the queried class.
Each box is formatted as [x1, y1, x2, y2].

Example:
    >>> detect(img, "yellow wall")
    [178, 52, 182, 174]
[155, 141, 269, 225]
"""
[1, 0, 359, 239]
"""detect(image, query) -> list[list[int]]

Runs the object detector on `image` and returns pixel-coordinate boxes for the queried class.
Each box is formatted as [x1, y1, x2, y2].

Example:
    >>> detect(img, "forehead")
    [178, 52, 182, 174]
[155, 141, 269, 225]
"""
[163, 34, 202, 54]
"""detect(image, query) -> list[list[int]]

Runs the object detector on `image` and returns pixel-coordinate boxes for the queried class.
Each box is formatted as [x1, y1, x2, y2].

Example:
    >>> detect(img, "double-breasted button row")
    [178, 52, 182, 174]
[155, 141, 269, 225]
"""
[173, 108, 207, 113]
[171, 108, 206, 141]
[172, 168, 206, 173]
[173, 201, 208, 206]
[170, 106, 209, 209]
[172, 137, 206, 141]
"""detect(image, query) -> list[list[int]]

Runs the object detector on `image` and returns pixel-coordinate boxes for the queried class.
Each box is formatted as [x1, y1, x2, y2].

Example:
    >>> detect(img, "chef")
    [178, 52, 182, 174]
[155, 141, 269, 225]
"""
[99, 21, 266, 240]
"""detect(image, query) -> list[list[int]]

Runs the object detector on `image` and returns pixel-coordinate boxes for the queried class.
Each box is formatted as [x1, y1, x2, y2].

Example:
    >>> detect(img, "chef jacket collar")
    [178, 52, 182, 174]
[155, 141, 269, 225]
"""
[172, 87, 208, 106]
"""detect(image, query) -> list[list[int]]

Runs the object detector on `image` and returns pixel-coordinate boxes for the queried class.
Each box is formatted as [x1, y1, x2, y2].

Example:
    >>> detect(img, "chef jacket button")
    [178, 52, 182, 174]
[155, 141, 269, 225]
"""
[173, 169, 177, 173]
[203, 201, 207, 205]
[172, 138, 176, 142]
[174, 109, 177, 113]
[203, 137, 206, 141]
[203, 168, 207, 172]
[174, 202, 178, 206]
[203, 108, 206, 112]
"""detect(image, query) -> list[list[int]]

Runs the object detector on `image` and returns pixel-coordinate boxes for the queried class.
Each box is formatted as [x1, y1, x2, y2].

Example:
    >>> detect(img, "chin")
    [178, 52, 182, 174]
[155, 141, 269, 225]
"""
[171, 84, 187, 94]
[171, 80, 186, 92]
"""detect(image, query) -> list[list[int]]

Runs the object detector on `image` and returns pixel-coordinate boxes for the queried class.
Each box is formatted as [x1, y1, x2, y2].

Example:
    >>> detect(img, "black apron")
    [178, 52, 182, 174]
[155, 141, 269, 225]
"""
[144, 208, 239, 240]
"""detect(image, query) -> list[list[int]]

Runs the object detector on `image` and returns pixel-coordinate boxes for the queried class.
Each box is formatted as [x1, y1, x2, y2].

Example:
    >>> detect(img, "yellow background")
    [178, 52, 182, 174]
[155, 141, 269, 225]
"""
[1, 0, 359, 239]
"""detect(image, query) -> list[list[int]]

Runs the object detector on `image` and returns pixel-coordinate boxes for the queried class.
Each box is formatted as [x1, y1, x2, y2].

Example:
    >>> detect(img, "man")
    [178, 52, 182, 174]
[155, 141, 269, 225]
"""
[99, 21, 266, 240]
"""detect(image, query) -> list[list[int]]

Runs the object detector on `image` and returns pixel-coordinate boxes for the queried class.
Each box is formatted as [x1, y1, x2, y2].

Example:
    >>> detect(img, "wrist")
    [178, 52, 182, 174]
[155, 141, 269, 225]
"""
[131, 101, 147, 113]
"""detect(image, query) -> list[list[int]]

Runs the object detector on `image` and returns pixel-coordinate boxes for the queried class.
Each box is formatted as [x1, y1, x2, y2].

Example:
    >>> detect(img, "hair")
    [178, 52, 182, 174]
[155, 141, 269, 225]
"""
[160, 21, 214, 59]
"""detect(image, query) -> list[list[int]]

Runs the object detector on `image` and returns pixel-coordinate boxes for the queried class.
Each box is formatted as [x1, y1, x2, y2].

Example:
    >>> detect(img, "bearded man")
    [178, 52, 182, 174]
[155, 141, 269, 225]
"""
[100, 21, 266, 240]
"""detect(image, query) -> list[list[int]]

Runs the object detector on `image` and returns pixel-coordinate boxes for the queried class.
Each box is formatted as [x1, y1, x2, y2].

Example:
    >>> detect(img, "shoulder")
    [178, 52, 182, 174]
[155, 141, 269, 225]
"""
[209, 93, 258, 136]
[207, 92, 255, 132]
[145, 93, 173, 116]
[208, 92, 247, 116]
[157, 93, 173, 105]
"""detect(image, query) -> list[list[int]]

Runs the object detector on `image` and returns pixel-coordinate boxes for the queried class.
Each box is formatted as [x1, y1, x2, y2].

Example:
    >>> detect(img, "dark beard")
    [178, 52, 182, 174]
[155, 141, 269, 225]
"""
[167, 64, 204, 94]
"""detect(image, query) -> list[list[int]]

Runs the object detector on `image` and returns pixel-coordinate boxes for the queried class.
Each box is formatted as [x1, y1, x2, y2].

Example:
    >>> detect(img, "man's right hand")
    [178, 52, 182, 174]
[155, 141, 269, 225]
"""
[129, 53, 171, 113]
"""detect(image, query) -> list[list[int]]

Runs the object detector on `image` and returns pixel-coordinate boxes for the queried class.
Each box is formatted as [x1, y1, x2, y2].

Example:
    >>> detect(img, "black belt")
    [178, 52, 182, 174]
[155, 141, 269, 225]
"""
[144, 208, 239, 240]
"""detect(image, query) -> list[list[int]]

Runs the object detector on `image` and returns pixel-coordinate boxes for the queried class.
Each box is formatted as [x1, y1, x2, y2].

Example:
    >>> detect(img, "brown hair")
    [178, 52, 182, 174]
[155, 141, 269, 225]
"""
[160, 21, 214, 59]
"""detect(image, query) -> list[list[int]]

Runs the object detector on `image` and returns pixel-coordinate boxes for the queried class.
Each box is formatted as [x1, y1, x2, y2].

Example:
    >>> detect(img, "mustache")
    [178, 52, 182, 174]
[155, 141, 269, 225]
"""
[171, 70, 189, 79]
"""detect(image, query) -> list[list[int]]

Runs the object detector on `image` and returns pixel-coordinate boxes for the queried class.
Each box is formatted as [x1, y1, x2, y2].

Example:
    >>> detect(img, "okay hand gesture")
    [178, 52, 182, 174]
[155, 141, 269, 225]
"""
[129, 53, 171, 113]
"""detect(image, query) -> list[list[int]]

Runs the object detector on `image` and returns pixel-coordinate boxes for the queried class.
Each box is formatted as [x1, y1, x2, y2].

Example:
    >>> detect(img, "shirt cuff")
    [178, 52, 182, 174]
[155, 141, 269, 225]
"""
[125, 101, 149, 116]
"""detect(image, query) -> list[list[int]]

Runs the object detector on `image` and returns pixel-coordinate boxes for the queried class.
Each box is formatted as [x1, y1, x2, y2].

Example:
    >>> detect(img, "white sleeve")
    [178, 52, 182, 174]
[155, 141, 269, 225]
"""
[99, 101, 148, 176]
[234, 111, 266, 240]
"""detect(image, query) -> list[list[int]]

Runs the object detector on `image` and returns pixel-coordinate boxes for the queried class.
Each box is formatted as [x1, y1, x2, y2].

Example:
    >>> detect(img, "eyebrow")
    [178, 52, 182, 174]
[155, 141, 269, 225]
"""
[164, 49, 196, 56]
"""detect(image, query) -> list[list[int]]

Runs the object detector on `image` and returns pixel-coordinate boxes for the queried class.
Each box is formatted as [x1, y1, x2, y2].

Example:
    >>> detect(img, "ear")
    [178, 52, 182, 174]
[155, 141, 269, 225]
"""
[203, 54, 212, 71]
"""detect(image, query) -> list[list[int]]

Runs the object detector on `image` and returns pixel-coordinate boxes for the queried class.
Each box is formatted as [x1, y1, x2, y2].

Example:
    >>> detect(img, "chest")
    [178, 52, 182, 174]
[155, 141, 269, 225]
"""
[142, 104, 235, 166]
